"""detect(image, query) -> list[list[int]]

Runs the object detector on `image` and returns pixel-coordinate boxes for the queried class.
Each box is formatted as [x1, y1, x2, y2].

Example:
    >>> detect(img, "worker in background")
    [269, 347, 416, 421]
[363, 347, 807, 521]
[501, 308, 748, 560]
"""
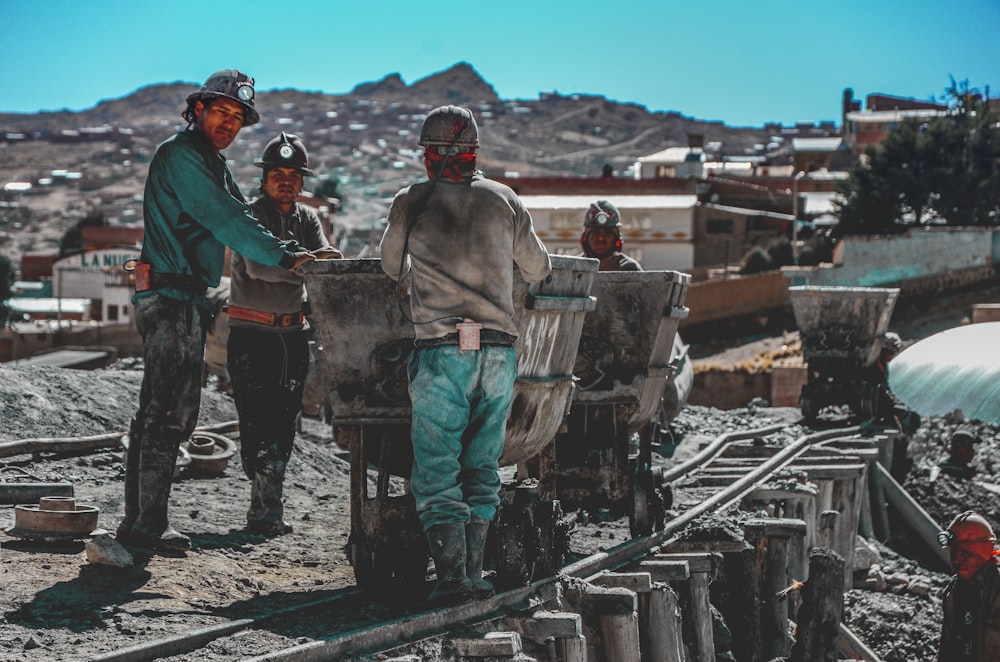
[863, 331, 921, 434]
[937, 511, 1000, 660]
[579, 200, 642, 271]
[380, 105, 551, 606]
[227, 132, 342, 537]
[117, 70, 314, 555]
[939, 427, 979, 479]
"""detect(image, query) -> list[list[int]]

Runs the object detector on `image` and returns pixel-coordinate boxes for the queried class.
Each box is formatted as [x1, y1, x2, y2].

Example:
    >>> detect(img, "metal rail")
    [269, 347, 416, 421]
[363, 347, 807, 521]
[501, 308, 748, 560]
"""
[88, 424, 865, 662]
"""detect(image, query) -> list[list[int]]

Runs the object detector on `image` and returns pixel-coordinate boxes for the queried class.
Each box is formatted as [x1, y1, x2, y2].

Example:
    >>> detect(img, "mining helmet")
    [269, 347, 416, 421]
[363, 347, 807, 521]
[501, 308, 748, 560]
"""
[881, 331, 902, 355]
[584, 200, 622, 229]
[255, 132, 314, 175]
[186, 69, 259, 126]
[938, 511, 997, 547]
[419, 105, 479, 152]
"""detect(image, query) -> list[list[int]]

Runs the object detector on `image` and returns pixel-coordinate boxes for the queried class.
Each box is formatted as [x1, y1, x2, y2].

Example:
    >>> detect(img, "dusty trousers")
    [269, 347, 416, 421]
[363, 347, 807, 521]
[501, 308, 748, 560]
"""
[120, 295, 208, 541]
[226, 327, 309, 526]
[407, 344, 516, 531]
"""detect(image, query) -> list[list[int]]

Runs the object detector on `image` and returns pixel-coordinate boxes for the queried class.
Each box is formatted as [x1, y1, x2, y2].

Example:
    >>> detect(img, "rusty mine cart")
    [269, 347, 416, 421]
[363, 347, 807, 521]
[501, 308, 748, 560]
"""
[789, 285, 901, 422]
[539, 270, 691, 537]
[300, 256, 597, 595]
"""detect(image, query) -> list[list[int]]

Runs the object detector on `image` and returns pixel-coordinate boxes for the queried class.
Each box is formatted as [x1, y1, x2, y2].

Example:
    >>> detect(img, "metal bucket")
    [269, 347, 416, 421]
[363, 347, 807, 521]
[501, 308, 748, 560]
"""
[571, 270, 691, 430]
[300, 255, 598, 469]
[789, 286, 900, 365]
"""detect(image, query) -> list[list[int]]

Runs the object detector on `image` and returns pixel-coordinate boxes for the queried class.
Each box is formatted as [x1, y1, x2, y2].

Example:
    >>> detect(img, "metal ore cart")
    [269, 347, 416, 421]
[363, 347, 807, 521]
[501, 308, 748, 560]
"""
[789, 285, 900, 422]
[300, 256, 597, 593]
[543, 269, 691, 537]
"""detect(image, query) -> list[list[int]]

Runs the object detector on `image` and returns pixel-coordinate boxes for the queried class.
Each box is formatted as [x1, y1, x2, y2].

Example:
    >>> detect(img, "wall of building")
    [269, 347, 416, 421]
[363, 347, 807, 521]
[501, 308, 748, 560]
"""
[682, 271, 790, 328]
[786, 227, 997, 288]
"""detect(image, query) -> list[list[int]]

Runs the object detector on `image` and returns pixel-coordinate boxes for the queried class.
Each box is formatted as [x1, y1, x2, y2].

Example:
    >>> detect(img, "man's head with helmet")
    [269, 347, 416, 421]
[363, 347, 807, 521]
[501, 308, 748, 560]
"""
[419, 105, 480, 182]
[939, 511, 999, 581]
[182, 69, 259, 152]
[581, 200, 623, 259]
[255, 132, 313, 210]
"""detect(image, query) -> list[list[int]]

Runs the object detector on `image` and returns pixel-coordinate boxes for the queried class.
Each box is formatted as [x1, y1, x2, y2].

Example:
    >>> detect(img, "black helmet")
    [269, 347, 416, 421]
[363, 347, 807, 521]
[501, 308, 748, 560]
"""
[255, 132, 314, 175]
[584, 200, 622, 229]
[185, 69, 259, 126]
[419, 105, 479, 152]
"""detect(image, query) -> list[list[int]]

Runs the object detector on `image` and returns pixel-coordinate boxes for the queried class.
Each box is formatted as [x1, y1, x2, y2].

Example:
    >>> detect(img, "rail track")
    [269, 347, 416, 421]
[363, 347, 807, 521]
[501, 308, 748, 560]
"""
[84, 420, 883, 662]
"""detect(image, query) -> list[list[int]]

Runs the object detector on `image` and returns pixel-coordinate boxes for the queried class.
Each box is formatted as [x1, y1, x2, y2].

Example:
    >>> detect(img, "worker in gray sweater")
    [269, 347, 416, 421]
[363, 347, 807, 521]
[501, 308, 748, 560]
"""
[227, 132, 341, 537]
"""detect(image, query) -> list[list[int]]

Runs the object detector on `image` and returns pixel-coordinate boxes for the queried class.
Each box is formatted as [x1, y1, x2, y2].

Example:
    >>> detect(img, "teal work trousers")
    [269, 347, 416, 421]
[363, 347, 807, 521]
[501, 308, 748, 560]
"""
[408, 344, 516, 530]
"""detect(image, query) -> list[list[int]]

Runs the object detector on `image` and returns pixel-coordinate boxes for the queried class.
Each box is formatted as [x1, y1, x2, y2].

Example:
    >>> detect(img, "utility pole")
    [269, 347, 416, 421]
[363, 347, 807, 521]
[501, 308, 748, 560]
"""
[792, 171, 806, 266]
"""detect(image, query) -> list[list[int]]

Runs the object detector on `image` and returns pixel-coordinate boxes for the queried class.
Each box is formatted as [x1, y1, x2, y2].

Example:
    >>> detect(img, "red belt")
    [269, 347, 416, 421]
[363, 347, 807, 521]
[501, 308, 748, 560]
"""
[226, 305, 304, 328]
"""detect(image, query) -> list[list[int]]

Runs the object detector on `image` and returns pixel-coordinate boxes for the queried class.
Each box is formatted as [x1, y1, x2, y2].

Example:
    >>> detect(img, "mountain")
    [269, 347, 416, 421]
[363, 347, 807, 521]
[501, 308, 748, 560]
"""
[0, 62, 772, 264]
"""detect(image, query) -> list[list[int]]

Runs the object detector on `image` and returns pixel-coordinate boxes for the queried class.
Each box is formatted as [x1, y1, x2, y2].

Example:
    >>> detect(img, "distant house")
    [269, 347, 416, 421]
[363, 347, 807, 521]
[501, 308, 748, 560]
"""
[841, 88, 948, 155]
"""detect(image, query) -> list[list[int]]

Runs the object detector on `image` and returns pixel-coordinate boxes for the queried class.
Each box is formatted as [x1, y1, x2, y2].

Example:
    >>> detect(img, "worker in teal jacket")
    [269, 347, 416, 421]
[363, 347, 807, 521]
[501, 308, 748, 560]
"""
[116, 70, 313, 555]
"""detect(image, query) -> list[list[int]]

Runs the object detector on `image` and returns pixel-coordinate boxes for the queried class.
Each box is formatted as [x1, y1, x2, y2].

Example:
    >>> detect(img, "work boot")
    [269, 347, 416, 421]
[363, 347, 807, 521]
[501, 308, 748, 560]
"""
[425, 522, 474, 607]
[246, 471, 290, 537]
[116, 526, 191, 554]
[466, 518, 495, 599]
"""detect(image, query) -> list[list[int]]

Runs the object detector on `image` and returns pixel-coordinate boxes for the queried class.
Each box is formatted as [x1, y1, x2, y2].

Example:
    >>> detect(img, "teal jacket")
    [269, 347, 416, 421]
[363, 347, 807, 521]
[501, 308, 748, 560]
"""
[136, 129, 299, 306]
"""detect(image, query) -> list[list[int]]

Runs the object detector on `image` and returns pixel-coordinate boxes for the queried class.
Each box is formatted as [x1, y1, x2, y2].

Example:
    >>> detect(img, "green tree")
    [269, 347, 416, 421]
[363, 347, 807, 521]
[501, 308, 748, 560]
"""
[835, 79, 1000, 235]
[59, 211, 107, 257]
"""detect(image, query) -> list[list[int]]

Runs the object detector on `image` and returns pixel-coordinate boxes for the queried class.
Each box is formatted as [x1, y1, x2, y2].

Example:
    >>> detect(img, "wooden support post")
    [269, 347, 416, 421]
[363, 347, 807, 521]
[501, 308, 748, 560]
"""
[646, 583, 687, 662]
[452, 632, 538, 661]
[742, 482, 818, 585]
[789, 547, 845, 662]
[579, 584, 641, 662]
[651, 554, 716, 662]
[817, 510, 839, 550]
[744, 518, 806, 661]
[592, 572, 682, 662]
[506, 611, 587, 662]
[870, 435, 893, 543]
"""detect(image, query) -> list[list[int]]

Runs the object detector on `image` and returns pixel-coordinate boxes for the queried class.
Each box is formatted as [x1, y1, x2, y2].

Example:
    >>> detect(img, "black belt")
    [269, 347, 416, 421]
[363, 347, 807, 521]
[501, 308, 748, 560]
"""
[414, 329, 517, 348]
[149, 272, 205, 293]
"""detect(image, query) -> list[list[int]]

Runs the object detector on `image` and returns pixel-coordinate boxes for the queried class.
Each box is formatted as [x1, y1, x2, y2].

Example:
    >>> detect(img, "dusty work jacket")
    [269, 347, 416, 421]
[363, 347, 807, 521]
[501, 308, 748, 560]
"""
[380, 175, 551, 340]
[938, 562, 1000, 661]
[137, 130, 300, 308]
[227, 197, 331, 332]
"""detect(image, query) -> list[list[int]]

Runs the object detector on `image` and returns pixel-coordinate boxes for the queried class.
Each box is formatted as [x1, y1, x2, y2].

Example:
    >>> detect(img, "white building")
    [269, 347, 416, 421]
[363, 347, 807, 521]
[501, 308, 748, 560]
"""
[521, 194, 698, 271]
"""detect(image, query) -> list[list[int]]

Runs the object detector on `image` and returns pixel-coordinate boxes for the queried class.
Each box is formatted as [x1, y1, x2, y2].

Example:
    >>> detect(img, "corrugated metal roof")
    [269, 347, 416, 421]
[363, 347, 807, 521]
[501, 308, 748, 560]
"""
[519, 194, 698, 210]
[636, 147, 704, 164]
[889, 322, 1000, 424]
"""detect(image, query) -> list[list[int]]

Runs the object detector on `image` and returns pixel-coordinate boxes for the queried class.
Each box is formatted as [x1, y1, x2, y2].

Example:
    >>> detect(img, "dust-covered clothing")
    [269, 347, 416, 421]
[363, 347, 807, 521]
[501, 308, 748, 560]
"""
[379, 176, 551, 340]
[379, 173, 550, 530]
[408, 345, 516, 528]
[227, 196, 331, 530]
[135, 130, 301, 309]
[121, 296, 208, 542]
[228, 197, 330, 332]
[939, 562, 1000, 661]
[120, 128, 302, 548]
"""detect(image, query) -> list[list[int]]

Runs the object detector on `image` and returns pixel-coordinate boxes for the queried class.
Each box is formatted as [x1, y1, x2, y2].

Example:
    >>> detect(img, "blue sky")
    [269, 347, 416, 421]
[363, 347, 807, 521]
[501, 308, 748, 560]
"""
[2, 0, 998, 128]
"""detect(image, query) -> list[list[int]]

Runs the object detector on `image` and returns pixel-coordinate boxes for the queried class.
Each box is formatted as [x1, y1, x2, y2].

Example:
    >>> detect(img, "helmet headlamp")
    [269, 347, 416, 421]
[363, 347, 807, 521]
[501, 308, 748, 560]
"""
[236, 82, 254, 102]
[278, 143, 295, 160]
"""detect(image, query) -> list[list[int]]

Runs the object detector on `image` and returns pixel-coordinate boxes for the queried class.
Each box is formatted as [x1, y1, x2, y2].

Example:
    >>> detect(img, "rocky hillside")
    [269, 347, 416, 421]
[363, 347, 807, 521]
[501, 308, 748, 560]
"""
[0, 62, 771, 264]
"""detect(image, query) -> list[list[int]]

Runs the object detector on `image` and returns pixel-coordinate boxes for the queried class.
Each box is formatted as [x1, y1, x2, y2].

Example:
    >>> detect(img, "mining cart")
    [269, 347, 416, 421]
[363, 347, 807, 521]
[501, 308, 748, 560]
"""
[540, 270, 691, 537]
[300, 256, 597, 594]
[789, 285, 900, 422]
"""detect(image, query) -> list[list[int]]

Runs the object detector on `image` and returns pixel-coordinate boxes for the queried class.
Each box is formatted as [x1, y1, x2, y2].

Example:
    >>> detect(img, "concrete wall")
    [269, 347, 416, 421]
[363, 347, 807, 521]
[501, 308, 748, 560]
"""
[682, 271, 789, 328]
[786, 227, 998, 288]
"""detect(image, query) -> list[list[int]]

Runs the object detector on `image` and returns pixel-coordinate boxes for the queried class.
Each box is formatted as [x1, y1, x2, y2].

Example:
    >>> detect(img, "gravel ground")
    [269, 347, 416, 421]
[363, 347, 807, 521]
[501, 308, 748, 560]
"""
[0, 362, 998, 661]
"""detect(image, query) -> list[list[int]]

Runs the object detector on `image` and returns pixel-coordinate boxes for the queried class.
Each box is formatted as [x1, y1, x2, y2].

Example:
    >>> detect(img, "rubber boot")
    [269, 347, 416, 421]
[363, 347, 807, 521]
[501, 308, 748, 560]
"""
[466, 518, 495, 599]
[246, 471, 292, 537]
[119, 451, 191, 554]
[425, 522, 474, 607]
